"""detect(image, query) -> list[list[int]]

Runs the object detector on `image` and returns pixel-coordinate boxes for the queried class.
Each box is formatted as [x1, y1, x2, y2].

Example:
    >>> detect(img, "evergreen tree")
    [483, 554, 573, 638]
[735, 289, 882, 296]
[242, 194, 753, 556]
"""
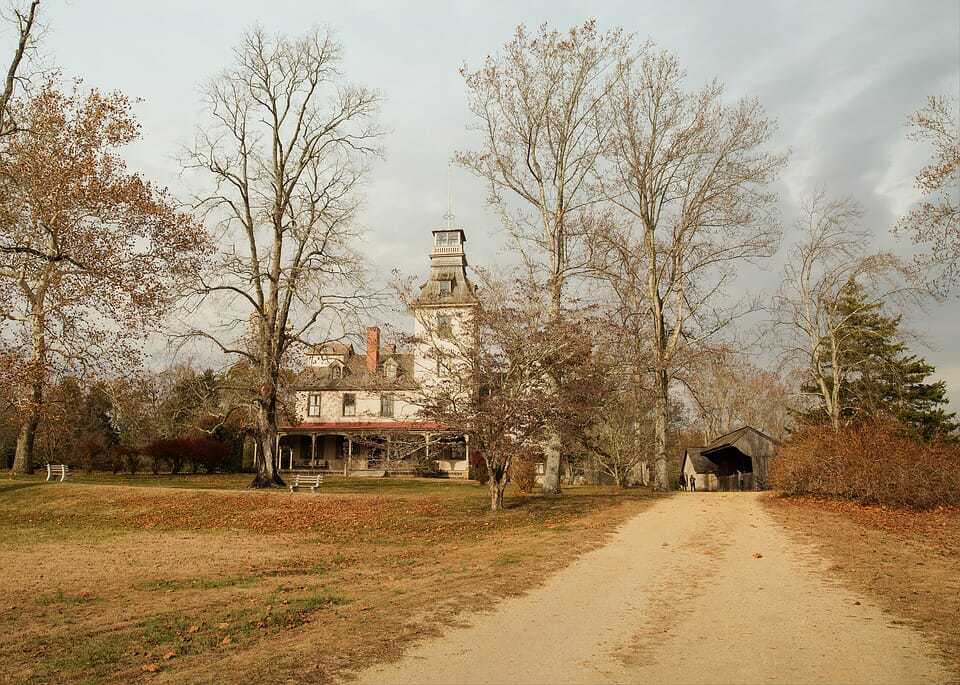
[798, 280, 958, 440]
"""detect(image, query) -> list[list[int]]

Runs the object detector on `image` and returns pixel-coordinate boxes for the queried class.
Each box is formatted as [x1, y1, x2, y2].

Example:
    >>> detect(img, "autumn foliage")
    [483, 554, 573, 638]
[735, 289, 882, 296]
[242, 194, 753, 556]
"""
[770, 417, 960, 509]
[143, 438, 232, 475]
[509, 456, 537, 494]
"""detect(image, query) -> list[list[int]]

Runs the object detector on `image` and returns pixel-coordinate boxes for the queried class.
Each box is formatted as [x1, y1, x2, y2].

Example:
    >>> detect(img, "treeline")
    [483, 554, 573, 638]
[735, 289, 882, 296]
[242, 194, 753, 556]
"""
[0, 366, 248, 474]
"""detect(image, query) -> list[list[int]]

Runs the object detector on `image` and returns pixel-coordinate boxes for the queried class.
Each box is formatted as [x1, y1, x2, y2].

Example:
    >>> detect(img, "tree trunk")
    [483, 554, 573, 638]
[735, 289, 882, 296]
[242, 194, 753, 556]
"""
[489, 474, 506, 512]
[249, 398, 285, 488]
[540, 430, 562, 495]
[12, 316, 46, 474]
[12, 394, 39, 474]
[540, 273, 564, 495]
[652, 369, 670, 491]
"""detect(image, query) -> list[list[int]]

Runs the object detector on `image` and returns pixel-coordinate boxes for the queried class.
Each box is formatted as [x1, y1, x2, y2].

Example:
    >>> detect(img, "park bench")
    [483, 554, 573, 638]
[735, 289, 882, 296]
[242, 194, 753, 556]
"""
[45, 464, 70, 482]
[289, 473, 323, 493]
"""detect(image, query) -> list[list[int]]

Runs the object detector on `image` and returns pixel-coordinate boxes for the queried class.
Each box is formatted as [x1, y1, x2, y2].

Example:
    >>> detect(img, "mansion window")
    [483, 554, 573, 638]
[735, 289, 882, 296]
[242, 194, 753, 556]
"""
[380, 393, 395, 418]
[436, 314, 453, 338]
[342, 393, 356, 417]
[307, 393, 322, 417]
[438, 280, 452, 296]
[435, 231, 459, 247]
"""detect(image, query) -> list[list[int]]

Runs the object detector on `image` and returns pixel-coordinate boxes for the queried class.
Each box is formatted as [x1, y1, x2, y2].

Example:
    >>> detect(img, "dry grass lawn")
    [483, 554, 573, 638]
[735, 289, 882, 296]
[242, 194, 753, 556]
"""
[0, 473, 660, 684]
[764, 495, 960, 679]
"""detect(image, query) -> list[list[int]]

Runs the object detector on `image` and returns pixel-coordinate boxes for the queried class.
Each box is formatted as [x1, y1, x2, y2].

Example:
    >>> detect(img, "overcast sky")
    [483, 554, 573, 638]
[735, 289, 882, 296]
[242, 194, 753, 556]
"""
[18, 0, 960, 407]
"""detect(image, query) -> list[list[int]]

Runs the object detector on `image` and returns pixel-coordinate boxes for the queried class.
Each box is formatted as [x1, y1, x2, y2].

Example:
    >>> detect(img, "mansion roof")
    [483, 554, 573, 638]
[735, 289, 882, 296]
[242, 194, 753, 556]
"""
[294, 352, 417, 391]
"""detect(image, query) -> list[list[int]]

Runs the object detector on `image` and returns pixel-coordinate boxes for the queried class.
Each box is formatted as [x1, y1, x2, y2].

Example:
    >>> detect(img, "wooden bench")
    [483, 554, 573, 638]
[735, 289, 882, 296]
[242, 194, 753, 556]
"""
[289, 474, 323, 493]
[45, 464, 70, 482]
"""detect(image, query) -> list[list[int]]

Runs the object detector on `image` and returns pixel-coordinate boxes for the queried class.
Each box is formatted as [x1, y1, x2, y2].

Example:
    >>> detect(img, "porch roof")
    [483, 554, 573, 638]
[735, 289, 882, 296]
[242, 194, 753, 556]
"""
[280, 421, 448, 433]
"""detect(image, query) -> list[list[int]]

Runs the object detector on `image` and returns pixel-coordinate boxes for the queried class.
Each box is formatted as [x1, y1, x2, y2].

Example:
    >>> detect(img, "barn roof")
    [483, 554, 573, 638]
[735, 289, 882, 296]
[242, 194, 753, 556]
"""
[682, 447, 718, 474]
[704, 425, 779, 454]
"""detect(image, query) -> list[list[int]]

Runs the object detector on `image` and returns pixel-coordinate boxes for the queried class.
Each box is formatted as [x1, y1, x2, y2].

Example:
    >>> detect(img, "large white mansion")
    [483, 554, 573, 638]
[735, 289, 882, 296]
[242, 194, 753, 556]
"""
[277, 226, 478, 477]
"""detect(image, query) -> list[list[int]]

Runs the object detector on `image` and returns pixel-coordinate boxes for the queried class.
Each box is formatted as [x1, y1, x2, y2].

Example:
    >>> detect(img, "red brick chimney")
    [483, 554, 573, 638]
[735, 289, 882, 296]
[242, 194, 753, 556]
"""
[366, 326, 380, 374]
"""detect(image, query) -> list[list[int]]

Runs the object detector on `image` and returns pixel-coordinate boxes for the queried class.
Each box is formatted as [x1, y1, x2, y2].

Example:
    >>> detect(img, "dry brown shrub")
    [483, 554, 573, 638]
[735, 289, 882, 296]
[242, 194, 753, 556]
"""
[509, 456, 537, 494]
[770, 417, 960, 509]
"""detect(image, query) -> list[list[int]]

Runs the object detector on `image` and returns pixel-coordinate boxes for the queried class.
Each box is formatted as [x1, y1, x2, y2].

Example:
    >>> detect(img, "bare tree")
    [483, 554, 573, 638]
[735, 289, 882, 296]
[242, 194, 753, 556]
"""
[896, 95, 960, 293]
[581, 388, 653, 487]
[0, 0, 40, 141]
[0, 81, 206, 473]
[772, 192, 915, 432]
[686, 348, 795, 442]
[183, 27, 382, 487]
[592, 48, 786, 489]
[406, 273, 602, 510]
[457, 20, 631, 494]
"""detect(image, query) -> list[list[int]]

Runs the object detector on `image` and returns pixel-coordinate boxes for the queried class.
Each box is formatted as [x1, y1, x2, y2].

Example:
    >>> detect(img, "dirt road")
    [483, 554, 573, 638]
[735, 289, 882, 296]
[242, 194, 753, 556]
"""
[352, 493, 949, 685]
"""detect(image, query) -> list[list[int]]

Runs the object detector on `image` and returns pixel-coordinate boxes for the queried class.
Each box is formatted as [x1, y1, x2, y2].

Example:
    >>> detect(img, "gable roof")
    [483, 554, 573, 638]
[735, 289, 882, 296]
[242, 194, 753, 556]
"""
[681, 447, 718, 475]
[704, 425, 779, 452]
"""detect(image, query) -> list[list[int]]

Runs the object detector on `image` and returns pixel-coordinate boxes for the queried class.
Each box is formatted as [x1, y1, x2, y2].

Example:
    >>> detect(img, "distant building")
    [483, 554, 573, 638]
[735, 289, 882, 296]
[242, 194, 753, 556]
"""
[680, 426, 779, 491]
[277, 226, 478, 478]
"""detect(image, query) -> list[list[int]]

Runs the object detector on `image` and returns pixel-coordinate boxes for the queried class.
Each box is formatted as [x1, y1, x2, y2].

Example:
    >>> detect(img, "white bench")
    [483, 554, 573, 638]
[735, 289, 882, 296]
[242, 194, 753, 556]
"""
[46, 464, 70, 482]
[289, 474, 323, 492]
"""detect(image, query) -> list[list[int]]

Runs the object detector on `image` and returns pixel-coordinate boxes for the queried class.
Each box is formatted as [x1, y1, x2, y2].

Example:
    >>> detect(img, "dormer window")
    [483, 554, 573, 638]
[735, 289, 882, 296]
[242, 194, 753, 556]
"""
[384, 358, 399, 380]
[438, 280, 452, 296]
[330, 361, 345, 378]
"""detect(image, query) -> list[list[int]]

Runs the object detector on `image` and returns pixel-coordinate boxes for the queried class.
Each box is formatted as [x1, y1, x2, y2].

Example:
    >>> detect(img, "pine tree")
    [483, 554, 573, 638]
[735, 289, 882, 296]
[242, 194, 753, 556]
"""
[798, 280, 958, 440]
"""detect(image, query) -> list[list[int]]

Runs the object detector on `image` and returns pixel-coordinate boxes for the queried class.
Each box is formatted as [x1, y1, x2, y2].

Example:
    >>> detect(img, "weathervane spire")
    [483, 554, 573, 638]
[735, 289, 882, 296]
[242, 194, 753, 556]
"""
[443, 164, 455, 229]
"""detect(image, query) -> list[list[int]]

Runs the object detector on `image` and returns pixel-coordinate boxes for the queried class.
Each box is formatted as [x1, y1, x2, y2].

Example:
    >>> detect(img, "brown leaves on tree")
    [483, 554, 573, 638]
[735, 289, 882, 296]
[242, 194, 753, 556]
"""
[0, 79, 209, 473]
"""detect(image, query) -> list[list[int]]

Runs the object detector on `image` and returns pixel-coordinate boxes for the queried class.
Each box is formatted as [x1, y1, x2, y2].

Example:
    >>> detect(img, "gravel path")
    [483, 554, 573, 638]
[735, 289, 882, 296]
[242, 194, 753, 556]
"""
[352, 493, 949, 685]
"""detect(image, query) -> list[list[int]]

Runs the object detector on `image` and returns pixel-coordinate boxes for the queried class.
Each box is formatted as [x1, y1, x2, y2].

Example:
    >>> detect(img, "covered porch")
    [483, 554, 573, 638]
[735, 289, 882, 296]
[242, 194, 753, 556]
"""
[275, 424, 470, 478]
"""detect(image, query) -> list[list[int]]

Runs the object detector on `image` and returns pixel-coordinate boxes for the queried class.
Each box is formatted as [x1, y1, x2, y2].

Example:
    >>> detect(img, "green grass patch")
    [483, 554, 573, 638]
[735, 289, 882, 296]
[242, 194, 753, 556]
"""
[21, 586, 350, 683]
[37, 590, 103, 606]
[493, 552, 524, 566]
[133, 574, 260, 592]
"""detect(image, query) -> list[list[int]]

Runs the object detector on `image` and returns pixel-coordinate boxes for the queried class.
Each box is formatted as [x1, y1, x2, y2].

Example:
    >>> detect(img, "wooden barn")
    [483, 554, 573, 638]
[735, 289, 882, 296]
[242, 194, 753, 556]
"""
[680, 426, 779, 491]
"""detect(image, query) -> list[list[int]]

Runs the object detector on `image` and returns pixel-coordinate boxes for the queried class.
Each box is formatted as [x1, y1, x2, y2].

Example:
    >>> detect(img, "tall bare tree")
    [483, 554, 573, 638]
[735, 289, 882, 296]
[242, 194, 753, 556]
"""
[592, 48, 786, 489]
[457, 20, 630, 493]
[0, 0, 40, 141]
[183, 27, 382, 487]
[772, 192, 914, 432]
[0, 82, 206, 473]
[896, 95, 960, 293]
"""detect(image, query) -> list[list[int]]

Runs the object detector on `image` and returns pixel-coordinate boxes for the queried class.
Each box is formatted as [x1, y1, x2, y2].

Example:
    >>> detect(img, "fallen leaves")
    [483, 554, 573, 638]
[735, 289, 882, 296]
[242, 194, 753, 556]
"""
[752, 553, 763, 559]
[142, 663, 160, 673]
[771, 496, 960, 551]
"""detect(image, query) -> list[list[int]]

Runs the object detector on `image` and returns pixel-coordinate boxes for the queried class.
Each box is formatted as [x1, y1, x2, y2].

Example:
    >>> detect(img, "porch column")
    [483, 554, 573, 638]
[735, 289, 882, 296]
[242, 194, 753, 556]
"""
[385, 435, 392, 472]
[424, 432, 431, 462]
[464, 433, 470, 465]
[345, 436, 352, 476]
[275, 433, 281, 471]
[310, 434, 317, 467]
